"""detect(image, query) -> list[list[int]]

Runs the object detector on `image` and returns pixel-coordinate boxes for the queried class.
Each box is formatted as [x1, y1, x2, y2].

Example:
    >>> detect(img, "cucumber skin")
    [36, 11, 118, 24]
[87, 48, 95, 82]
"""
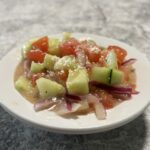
[91, 67, 111, 84]
[66, 69, 89, 95]
[110, 69, 124, 85]
[36, 78, 65, 98]
[30, 61, 44, 73]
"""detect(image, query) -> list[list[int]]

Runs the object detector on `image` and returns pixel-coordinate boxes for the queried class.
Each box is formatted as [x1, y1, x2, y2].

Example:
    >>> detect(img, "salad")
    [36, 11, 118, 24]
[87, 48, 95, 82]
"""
[14, 33, 138, 119]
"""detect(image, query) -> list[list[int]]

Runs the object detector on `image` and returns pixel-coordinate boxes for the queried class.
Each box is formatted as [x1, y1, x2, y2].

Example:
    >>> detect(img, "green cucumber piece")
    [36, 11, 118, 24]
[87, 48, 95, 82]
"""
[30, 61, 44, 73]
[43, 54, 59, 70]
[66, 69, 89, 95]
[54, 56, 78, 70]
[36, 78, 65, 98]
[15, 76, 33, 92]
[110, 69, 124, 85]
[91, 67, 111, 84]
[63, 32, 71, 41]
[106, 51, 118, 69]
[48, 38, 60, 56]
[22, 38, 38, 58]
[101, 47, 107, 51]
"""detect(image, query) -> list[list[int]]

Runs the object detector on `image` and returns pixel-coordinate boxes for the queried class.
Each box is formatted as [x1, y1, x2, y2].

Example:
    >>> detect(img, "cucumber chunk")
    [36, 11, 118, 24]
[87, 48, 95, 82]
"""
[36, 78, 65, 98]
[30, 61, 44, 73]
[91, 67, 111, 84]
[63, 32, 71, 41]
[110, 69, 124, 85]
[15, 76, 33, 92]
[66, 69, 89, 95]
[43, 54, 59, 70]
[48, 38, 60, 56]
[106, 51, 118, 69]
[54, 56, 78, 70]
[22, 38, 38, 58]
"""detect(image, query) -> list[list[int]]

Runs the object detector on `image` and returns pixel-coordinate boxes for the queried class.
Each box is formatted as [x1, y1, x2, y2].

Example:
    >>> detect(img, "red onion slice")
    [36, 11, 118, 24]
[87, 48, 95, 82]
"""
[65, 94, 81, 101]
[84, 94, 106, 120]
[66, 101, 72, 111]
[34, 99, 57, 112]
[132, 90, 140, 94]
[84, 94, 99, 104]
[23, 59, 31, 73]
[94, 102, 106, 120]
[90, 81, 132, 93]
[112, 93, 131, 100]
[121, 58, 137, 66]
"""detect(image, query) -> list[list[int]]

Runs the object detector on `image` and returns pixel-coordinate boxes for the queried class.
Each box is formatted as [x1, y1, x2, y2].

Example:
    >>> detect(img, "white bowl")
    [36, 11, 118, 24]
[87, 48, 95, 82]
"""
[0, 33, 150, 134]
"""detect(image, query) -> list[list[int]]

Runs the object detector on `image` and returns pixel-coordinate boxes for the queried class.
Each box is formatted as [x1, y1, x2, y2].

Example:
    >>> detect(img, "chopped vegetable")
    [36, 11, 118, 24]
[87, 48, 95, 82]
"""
[36, 77, 66, 98]
[90, 67, 111, 84]
[59, 38, 79, 56]
[106, 51, 118, 69]
[66, 69, 89, 95]
[48, 38, 60, 56]
[54, 55, 77, 70]
[43, 54, 59, 70]
[108, 45, 127, 64]
[121, 58, 137, 66]
[15, 76, 33, 92]
[63, 32, 71, 41]
[34, 99, 58, 112]
[32, 36, 49, 52]
[27, 50, 45, 63]
[30, 61, 44, 73]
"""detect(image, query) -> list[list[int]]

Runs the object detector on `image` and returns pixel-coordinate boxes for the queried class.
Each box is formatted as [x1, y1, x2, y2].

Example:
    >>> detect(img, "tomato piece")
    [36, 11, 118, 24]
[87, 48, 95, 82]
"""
[95, 90, 115, 109]
[101, 99, 114, 109]
[56, 70, 68, 81]
[59, 38, 79, 56]
[101, 93, 115, 109]
[79, 41, 101, 62]
[32, 36, 48, 52]
[119, 66, 130, 82]
[27, 50, 45, 63]
[87, 51, 101, 62]
[107, 45, 127, 64]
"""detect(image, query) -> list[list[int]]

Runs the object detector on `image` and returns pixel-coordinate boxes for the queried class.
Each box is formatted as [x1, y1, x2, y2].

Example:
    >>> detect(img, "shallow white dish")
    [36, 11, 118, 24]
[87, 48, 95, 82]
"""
[0, 33, 150, 134]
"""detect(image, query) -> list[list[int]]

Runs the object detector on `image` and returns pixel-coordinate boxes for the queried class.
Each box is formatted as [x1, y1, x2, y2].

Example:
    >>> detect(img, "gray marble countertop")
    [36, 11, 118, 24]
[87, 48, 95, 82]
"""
[1, 0, 150, 149]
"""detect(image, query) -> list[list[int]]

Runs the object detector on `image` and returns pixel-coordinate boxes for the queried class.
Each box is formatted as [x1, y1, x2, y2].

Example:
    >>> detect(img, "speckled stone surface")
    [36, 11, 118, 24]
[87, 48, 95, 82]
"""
[0, 0, 150, 149]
